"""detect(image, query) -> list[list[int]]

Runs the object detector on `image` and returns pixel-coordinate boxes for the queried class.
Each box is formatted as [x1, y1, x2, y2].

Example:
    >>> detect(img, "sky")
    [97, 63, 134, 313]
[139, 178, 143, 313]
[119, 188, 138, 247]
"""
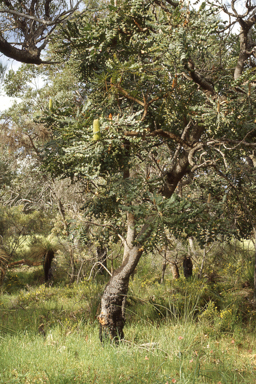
[0, 57, 22, 112]
[0, 0, 250, 113]
[0, 94, 21, 112]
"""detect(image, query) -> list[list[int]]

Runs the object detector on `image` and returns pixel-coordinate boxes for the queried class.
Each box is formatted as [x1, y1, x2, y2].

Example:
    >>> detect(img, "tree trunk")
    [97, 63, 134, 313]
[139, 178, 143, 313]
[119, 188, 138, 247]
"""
[199, 247, 206, 279]
[0, 248, 9, 286]
[160, 247, 167, 284]
[43, 249, 54, 282]
[98, 212, 143, 341]
[97, 246, 108, 275]
[253, 227, 256, 302]
[170, 262, 180, 279]
[69, 247, 76, 283]
[183, 256, 193, 278]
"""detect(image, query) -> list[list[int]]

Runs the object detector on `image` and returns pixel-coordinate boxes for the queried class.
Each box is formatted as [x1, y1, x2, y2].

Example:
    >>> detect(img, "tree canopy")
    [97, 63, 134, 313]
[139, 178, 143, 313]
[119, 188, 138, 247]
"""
[0, 0, 82, 64]
[37, 0, 256, 246]
[2, 0, 256, 339]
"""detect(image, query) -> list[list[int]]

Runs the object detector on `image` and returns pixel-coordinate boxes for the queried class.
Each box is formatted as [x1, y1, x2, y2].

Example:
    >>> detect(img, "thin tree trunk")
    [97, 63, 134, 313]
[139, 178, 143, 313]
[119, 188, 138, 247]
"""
[188, 237, 196, 256]
[199, 247, 206, 279]
[253, 227, 256, 301]
[76, 258, 85, 283]
[170, 262, 180, 279]
[160, 247, 167, 284]
[43, 249, 54, 282]
[69, 247, 76, 283]
[97, 246, 107, 275]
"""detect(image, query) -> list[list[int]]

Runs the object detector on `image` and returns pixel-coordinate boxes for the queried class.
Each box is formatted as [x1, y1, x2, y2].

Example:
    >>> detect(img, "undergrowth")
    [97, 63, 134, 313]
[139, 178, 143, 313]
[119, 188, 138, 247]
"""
[1, 242, 256, 383]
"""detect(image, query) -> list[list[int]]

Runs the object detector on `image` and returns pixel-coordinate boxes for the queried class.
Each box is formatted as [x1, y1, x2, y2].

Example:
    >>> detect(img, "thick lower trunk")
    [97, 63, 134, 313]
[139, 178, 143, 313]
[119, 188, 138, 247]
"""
[98, 245, 143, 341]
[98, 212, 143, 341]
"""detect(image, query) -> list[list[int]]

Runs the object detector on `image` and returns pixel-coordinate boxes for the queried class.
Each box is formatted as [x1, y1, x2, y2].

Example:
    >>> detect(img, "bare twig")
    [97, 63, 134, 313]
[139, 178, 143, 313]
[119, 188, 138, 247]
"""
[87, 262, 112, 280]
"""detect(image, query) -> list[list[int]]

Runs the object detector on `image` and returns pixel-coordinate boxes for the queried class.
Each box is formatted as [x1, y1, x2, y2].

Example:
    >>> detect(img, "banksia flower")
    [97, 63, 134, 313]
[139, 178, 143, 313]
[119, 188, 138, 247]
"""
[93, 119, 101, 140]
[49, 98, 53, 112]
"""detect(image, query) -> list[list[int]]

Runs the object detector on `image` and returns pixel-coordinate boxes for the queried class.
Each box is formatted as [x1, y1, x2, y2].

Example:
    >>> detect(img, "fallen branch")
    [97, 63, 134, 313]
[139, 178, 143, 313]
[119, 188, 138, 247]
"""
[7, 259, 42, 268]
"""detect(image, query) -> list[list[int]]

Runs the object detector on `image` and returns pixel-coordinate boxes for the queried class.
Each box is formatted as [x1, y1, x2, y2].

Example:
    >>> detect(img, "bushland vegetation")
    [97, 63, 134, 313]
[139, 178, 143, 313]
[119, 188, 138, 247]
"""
[1, 0, 256, 382]
[1, 239, 256, 383]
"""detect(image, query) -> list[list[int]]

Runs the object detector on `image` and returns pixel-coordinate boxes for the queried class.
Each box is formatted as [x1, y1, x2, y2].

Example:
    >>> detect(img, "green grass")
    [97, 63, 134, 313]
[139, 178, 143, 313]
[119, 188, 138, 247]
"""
[0, 321, 256, 383]
[1, 252, 256, 384]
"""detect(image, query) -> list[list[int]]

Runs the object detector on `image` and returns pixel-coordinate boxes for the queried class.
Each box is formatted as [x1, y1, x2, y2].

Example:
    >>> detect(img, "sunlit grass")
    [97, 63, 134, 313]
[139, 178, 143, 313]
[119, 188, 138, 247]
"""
[0, 320, 256, 383]
[1, 249, 256, 383]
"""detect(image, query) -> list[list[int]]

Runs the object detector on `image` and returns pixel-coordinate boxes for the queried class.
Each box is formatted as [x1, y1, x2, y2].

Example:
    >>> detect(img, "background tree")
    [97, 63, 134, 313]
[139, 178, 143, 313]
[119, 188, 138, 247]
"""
[0, 0, 82, 64]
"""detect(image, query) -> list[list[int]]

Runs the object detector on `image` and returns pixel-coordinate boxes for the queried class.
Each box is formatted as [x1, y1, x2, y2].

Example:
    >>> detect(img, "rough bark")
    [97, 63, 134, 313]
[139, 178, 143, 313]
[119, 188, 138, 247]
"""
[0, 35, 43, 64]
[98, 212, 143, 341]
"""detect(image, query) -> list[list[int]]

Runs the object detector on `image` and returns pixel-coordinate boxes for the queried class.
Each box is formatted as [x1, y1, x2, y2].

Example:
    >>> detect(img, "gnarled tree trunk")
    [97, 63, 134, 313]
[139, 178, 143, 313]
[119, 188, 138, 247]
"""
[98, 212, 143, 341]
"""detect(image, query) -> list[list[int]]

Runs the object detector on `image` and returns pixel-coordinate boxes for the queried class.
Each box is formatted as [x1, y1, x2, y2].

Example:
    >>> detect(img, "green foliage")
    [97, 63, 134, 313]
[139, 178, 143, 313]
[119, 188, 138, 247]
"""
[0, 205, 50, 258]
[33, 0, 256, 252]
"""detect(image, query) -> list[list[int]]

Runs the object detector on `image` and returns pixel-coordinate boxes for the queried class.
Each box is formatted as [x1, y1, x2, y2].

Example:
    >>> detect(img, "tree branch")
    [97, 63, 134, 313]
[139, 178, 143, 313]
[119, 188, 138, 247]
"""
[0, 1, 82, 64]
[124, 129, 192, 148]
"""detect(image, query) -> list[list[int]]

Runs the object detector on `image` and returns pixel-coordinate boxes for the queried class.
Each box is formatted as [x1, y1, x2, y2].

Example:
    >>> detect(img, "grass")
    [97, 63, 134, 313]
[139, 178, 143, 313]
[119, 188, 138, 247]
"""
[1, 320, 256, 383]
[1, 249, 256, 384]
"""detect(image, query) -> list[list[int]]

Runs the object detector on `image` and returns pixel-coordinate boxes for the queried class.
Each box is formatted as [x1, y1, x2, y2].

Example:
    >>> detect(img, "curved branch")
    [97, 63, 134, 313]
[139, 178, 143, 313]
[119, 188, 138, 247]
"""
[0, 35, 42, 64]
[188, 143, 204, 167]
[0, 1, 82, 64]
[185, 59, 214, 95]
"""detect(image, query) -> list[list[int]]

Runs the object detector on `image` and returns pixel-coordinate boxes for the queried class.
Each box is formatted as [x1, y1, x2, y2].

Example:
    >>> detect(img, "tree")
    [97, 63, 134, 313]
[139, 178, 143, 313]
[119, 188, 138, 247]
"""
[14, 0, 256, 339]
[0, 59, 109, 283]
[39, 0, 256, 340]
[0, 0, 82, 64]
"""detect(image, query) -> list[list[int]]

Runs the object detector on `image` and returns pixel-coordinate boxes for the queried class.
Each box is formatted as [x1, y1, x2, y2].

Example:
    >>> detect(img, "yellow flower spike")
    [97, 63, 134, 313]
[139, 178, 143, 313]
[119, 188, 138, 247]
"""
[49, 98, 53, 112]
[93, 119, 101, 141]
